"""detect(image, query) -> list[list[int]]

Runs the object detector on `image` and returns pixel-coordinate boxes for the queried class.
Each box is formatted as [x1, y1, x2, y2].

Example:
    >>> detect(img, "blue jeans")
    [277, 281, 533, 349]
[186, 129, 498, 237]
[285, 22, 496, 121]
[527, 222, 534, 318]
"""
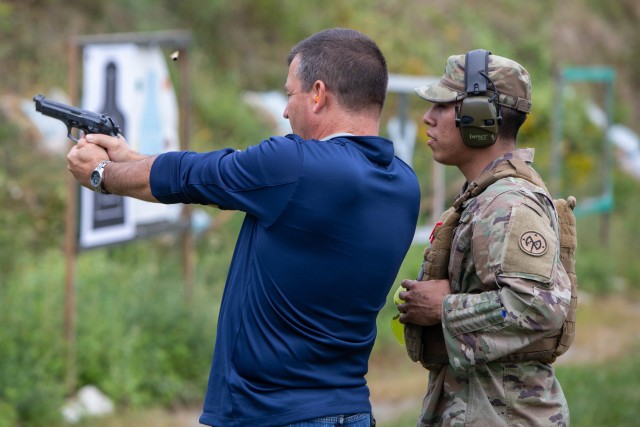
[284, 412, 372, 427]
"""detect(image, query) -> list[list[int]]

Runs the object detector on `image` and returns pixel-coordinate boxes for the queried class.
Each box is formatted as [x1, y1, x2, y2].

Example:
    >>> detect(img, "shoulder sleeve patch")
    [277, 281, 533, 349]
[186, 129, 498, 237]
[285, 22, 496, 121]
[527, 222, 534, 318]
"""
[519, 231, 548, 256]
[501, 201, 556, 282]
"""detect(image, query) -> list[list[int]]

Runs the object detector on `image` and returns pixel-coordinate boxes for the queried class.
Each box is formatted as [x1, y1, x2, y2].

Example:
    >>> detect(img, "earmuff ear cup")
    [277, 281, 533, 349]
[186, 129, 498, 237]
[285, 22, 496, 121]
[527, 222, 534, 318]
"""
[456, 96, 500, 148]
[458, 49, 502, 148]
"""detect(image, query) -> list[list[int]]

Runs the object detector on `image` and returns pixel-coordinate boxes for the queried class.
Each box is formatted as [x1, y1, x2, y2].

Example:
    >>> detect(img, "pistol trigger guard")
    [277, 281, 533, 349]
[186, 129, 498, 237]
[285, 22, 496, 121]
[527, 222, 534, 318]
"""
[67, 126, 79, 143]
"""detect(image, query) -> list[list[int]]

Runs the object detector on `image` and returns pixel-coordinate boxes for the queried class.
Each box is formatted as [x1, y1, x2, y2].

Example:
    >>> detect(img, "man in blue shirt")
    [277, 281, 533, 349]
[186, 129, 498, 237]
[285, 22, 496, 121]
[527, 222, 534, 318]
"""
[67, 28, 420, 427]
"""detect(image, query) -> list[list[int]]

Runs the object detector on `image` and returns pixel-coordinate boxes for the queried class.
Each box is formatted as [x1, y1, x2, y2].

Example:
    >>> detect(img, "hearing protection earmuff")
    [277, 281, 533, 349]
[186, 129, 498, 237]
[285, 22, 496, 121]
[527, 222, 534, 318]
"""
[455, 49, 502, 148]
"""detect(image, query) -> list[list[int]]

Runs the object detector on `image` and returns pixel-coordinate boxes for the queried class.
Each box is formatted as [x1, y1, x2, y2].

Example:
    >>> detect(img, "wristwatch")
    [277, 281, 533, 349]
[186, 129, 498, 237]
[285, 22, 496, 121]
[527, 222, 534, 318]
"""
[90, 160, 112, 194]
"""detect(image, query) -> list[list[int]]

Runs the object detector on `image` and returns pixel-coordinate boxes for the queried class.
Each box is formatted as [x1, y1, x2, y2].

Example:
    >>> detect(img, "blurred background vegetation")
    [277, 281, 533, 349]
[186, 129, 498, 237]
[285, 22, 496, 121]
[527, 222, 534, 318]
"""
[1, 0, 640, 426]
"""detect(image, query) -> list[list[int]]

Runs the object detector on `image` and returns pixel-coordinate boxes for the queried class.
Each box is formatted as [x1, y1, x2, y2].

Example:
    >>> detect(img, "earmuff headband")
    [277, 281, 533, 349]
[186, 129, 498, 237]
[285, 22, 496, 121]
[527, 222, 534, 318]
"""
[464, 50, 490, 95]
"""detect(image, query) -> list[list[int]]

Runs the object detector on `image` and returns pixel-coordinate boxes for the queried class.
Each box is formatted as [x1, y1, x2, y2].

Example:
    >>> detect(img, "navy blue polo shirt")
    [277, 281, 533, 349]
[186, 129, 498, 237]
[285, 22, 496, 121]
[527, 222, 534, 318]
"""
[150, 134, 420, 426]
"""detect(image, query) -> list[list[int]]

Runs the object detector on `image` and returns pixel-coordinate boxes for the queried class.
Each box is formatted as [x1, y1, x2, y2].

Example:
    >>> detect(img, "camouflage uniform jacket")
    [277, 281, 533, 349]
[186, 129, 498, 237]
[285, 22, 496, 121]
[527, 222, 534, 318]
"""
[418, 148, 571, 427]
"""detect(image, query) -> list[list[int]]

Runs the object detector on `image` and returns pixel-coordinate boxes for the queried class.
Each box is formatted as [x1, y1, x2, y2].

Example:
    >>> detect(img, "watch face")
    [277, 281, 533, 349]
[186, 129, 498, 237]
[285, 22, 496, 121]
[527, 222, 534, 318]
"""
[90, 170, 101, 187]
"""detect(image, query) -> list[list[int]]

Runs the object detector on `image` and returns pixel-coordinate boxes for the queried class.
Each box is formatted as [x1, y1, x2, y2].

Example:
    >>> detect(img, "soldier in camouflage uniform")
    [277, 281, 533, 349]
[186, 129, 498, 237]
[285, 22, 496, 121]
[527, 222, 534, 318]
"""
[397, 52, 572, 426]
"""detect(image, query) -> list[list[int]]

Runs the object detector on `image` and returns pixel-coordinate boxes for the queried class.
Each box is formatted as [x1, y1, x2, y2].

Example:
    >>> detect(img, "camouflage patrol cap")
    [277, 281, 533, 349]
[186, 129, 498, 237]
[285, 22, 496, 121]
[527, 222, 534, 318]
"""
[415, 53, 532, 113]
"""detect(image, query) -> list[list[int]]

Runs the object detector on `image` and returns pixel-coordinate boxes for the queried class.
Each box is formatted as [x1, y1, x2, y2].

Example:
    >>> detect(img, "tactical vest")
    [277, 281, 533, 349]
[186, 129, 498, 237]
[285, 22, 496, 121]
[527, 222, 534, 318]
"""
[404, 158, 578, 370]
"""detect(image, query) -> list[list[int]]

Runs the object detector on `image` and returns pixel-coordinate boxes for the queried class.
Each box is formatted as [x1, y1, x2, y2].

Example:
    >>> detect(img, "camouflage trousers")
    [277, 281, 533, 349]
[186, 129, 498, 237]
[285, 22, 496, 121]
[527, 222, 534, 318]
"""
[416, 362, 569, 427]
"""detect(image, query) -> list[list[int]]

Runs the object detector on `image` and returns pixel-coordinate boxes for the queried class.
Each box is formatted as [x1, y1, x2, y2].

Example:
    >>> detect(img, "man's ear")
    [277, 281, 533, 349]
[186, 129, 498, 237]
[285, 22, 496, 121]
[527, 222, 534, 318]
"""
[312, 80, 327, 112]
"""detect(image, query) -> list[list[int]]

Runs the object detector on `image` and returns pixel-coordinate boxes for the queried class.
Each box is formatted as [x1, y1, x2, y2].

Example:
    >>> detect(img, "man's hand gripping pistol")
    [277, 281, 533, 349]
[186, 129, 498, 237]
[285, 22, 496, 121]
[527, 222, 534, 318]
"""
[33, 94, 121, 143]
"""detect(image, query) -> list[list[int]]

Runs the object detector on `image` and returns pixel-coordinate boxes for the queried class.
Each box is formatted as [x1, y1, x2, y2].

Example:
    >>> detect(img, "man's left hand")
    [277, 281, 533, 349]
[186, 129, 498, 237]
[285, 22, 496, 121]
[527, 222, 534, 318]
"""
[67, 137, 109, 189]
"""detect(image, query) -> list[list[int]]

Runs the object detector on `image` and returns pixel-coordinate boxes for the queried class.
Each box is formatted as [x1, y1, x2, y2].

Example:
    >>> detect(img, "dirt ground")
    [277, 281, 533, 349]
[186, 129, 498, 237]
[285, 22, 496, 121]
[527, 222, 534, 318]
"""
[84, 291, 640, 427]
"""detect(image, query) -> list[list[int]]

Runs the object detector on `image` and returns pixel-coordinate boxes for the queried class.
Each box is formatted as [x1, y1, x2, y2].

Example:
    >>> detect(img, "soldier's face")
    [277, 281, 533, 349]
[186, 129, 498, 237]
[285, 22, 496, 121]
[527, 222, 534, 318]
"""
[422, 102, 472, 167]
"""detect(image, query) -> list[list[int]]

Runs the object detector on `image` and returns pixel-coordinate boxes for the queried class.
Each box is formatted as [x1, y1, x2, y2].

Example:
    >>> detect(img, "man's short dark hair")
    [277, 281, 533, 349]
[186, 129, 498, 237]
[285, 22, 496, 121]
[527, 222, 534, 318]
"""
[498, 107, 527, 141]
[287, 28, 388, 113]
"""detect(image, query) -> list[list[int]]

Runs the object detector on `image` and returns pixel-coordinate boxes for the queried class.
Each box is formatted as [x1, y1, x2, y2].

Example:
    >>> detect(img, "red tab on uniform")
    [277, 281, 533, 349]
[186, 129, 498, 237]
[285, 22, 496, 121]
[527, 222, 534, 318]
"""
[429, 221, 443, 244]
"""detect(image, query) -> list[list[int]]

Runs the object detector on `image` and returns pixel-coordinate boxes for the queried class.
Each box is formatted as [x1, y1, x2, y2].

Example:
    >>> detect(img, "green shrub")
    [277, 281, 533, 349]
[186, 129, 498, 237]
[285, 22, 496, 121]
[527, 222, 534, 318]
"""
[0, 400, 18, 427]
[72, 243, 218, 407]
[0, 251, 67, 426]
[0, 243, 221, 425]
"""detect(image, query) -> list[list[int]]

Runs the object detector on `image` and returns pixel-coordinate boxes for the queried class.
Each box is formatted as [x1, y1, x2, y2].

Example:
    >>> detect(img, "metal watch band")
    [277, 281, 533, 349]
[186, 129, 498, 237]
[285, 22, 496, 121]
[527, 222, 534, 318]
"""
[92, 160, 112, 194]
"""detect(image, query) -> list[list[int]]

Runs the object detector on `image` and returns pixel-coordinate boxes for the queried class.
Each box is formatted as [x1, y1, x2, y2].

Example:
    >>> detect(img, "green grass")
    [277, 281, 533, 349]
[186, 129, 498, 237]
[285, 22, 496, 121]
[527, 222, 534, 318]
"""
[556, 351, 640, 427]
